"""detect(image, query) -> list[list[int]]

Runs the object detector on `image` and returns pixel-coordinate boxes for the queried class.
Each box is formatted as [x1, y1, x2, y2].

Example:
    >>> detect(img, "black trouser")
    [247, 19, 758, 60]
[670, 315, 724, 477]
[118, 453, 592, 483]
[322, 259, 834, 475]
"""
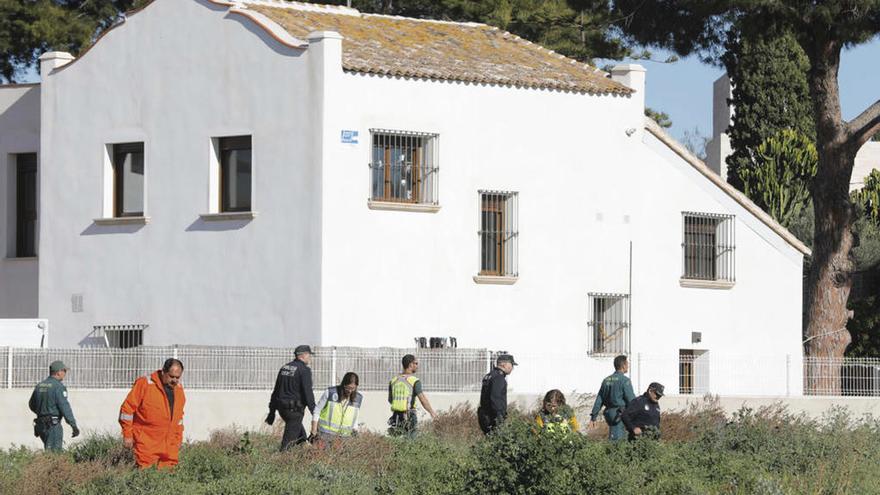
[279, 409, 306, 451]
[477, 408, 499, 435]
[388, 410, 417, 438]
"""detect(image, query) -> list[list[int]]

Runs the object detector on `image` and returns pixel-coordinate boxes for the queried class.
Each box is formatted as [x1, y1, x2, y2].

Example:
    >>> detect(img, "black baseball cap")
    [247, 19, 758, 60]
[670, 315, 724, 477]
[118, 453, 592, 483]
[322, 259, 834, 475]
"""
[648, 382, 665, 398]
[496, 353, 518, 366]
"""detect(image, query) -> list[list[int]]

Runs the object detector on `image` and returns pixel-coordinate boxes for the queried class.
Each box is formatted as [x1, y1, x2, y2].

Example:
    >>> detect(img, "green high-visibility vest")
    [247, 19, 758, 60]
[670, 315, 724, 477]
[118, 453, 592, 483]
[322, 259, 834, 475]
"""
[317, 387, 363, 436]
[389, 374, 419, 412]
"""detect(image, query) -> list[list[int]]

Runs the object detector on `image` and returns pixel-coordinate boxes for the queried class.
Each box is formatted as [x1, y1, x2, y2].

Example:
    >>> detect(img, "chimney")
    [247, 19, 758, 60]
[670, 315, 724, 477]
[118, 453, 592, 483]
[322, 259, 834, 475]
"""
[610, 64, 646, 138]
[39, 52, 75, 80]
[610, 64, 646, 105]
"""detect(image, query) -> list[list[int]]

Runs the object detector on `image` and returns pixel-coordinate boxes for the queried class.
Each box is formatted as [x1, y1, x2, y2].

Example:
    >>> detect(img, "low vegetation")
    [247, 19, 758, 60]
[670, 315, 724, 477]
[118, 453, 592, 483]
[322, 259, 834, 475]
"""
[2, 397, 878, 494]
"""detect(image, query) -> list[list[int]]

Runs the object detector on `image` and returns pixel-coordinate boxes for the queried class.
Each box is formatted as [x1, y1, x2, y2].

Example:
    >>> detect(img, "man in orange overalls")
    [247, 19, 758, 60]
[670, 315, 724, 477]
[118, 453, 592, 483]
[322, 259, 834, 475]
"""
[119, 358, 186, 469]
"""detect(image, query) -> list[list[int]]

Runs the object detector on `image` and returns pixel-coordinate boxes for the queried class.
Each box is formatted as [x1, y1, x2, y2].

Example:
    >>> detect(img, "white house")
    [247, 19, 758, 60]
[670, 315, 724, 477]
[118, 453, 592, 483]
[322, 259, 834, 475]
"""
[0, 0, 808, 394]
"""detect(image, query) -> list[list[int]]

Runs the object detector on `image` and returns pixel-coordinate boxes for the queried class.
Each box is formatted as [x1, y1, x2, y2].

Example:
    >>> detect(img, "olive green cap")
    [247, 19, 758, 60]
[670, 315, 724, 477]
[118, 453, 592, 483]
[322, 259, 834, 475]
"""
[49, 360, 68, 373]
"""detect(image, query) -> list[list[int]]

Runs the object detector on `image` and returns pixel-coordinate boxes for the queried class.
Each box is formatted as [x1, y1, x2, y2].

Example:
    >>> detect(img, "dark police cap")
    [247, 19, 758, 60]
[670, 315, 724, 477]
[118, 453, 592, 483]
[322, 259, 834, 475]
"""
[294, 345, 312, 355]
[496, 353, 518, 366]
[648, 382, 665, 398]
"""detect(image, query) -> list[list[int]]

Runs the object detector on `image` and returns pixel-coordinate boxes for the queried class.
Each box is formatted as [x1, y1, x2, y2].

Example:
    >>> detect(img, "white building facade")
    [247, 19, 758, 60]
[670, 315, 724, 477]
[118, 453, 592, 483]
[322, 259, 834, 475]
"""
[0, 0, 808, 395]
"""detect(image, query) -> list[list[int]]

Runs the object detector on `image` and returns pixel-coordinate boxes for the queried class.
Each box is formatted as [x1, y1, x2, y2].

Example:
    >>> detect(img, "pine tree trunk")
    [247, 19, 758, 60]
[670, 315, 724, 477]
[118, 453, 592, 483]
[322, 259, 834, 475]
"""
[803, 39, 856, 395]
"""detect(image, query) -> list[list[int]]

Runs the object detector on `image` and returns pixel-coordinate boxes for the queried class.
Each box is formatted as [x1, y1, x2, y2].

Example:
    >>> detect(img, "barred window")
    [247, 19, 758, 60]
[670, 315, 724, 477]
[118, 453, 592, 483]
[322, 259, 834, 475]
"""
[370, 130, 438, 204]
[479, 191, 518, 277]
[682, 212, 735, 282]
[587, 293, 630, 355]
[93, 324, 148, 349]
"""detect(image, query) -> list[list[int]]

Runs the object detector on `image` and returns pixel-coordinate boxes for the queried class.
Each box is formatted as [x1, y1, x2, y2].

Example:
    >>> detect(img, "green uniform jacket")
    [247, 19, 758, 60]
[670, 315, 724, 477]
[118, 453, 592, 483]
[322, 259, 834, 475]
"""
[29, 376, 77, 426]
[590, 371, 635, 421]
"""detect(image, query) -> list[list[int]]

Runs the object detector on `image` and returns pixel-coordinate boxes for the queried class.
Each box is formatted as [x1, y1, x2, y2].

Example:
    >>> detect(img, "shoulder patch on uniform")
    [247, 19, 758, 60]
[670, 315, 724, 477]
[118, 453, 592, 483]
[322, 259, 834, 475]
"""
[63, 390, 68, 398]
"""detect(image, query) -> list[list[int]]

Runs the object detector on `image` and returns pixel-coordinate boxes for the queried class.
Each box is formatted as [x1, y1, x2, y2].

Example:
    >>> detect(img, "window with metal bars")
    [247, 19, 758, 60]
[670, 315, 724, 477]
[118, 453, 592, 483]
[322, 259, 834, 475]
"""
[93, 324, 148, 349]
[587, 293, 630, 355]
[682, 212, 735, 282]
[479, 191, 518, 277]
[370, 130, 439, 204]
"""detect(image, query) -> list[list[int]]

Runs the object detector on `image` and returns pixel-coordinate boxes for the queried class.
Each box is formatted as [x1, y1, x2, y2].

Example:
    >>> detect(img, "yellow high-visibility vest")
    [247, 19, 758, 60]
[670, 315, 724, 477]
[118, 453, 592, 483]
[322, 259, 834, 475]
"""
[389, 374, 419, 412]
[537, 412, 572, 434]
[317, 387, 363, 436]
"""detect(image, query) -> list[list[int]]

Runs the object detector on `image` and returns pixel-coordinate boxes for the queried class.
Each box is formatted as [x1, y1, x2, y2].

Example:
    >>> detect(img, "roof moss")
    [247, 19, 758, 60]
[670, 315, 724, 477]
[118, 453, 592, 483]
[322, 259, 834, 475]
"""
[249, 4, 631, 95]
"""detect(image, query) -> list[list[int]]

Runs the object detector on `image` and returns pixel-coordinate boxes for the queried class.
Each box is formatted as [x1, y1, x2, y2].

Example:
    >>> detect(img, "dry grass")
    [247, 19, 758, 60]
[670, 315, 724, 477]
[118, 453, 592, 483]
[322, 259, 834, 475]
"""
[11, 454, 106, 495]
[660, 395, 727, 441]
[426, 403, 483, 442]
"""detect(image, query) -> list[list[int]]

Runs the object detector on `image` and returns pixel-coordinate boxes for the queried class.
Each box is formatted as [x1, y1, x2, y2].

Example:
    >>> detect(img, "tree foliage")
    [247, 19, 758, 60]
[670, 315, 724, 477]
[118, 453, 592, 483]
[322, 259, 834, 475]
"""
[644, 107, 671, 128]
[737, 129, 818, 229]
[722, 32, 815, 190]
[0, 0, 147, 83]
[853, 169, 880, 226]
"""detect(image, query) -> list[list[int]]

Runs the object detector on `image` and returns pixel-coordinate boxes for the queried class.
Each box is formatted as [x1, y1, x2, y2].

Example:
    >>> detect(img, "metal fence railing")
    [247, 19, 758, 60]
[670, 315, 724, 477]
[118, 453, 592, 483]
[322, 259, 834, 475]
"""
[4, 346, 491, 392]
[5, 346, 880, 397]
[803, 357, 880, 396]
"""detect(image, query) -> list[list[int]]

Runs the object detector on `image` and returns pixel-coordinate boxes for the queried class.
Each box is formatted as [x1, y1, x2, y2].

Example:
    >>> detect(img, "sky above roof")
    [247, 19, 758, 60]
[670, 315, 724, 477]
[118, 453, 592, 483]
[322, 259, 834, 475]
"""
[598, 37, 880, 145]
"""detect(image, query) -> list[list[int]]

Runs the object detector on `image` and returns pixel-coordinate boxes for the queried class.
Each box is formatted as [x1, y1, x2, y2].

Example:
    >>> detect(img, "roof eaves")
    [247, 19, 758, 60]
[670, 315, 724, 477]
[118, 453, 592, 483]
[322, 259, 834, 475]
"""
[229, 6, 308, 48]
[643, 117, 811, 256]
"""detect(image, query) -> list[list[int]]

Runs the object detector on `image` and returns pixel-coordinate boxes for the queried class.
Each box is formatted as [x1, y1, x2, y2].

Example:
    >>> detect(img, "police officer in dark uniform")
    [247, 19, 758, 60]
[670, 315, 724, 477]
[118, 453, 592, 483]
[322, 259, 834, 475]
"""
[29, 360, 80, 451]
[478, 353, 517, 434]
[621, 382, 664, 441]
[589, 355, 636, 441]
[266, 345, 316, 451]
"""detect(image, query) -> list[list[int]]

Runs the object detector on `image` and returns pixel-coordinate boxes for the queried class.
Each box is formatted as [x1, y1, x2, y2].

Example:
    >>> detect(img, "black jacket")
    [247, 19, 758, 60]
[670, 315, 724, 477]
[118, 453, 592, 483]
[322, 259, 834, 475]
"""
[620, 393, 661, 439]
[269, 359, 316, 415]
[478, 367, 508, 421]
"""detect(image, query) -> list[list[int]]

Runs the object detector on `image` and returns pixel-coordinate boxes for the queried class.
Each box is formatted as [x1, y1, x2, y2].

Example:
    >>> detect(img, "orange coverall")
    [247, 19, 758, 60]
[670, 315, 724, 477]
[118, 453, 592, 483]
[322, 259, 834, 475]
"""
[119, 370, 186, 469]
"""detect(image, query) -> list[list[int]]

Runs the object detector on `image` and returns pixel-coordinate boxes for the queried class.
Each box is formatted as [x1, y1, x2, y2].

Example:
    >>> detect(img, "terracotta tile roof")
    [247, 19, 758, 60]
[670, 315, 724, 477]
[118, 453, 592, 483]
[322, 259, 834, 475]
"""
[245, 2, 631, 95]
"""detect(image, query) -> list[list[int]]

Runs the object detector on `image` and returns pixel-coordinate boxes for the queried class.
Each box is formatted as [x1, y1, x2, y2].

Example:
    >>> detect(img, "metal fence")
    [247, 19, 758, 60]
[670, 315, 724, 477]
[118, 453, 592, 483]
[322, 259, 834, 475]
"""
[2, 346, 490, 392]
[5, 346, 880, 397]
[803, 357, 880, 396]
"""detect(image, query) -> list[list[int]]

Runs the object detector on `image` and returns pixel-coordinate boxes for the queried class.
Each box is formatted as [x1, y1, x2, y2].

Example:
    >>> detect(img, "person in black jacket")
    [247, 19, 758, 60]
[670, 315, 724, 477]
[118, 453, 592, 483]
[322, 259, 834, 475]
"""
[266, 345, 316, 450]
[478, 353, 517, 434]
[620, 382, 664, 441]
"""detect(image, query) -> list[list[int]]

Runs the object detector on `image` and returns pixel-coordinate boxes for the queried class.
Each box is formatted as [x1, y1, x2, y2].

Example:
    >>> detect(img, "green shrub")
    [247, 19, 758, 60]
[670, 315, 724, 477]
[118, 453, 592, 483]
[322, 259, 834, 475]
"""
[4, 403, 880, 494]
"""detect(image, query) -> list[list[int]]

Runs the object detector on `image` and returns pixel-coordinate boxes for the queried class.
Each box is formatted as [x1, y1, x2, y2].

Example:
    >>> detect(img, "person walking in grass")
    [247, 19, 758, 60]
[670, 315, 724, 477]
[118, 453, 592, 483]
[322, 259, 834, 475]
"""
[589, 354, 635, 441]
[29, 360, 80, 451]
[535, 389, 579, 434]
[621, 382, 664, 441]
[478, 353, 517, 434]
[311, 372, 363, 446]
[266, 345, 316, 451]
[388, 354, 438, 437]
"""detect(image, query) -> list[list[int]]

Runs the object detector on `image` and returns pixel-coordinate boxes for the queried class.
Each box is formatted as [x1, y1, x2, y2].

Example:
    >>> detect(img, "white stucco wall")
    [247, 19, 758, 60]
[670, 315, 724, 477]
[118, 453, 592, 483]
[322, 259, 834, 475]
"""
[0, 84, 40, 318]
[37, 0, 323, 347]
[851, 141, 880, 191]
[320, 67, 804, 395]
